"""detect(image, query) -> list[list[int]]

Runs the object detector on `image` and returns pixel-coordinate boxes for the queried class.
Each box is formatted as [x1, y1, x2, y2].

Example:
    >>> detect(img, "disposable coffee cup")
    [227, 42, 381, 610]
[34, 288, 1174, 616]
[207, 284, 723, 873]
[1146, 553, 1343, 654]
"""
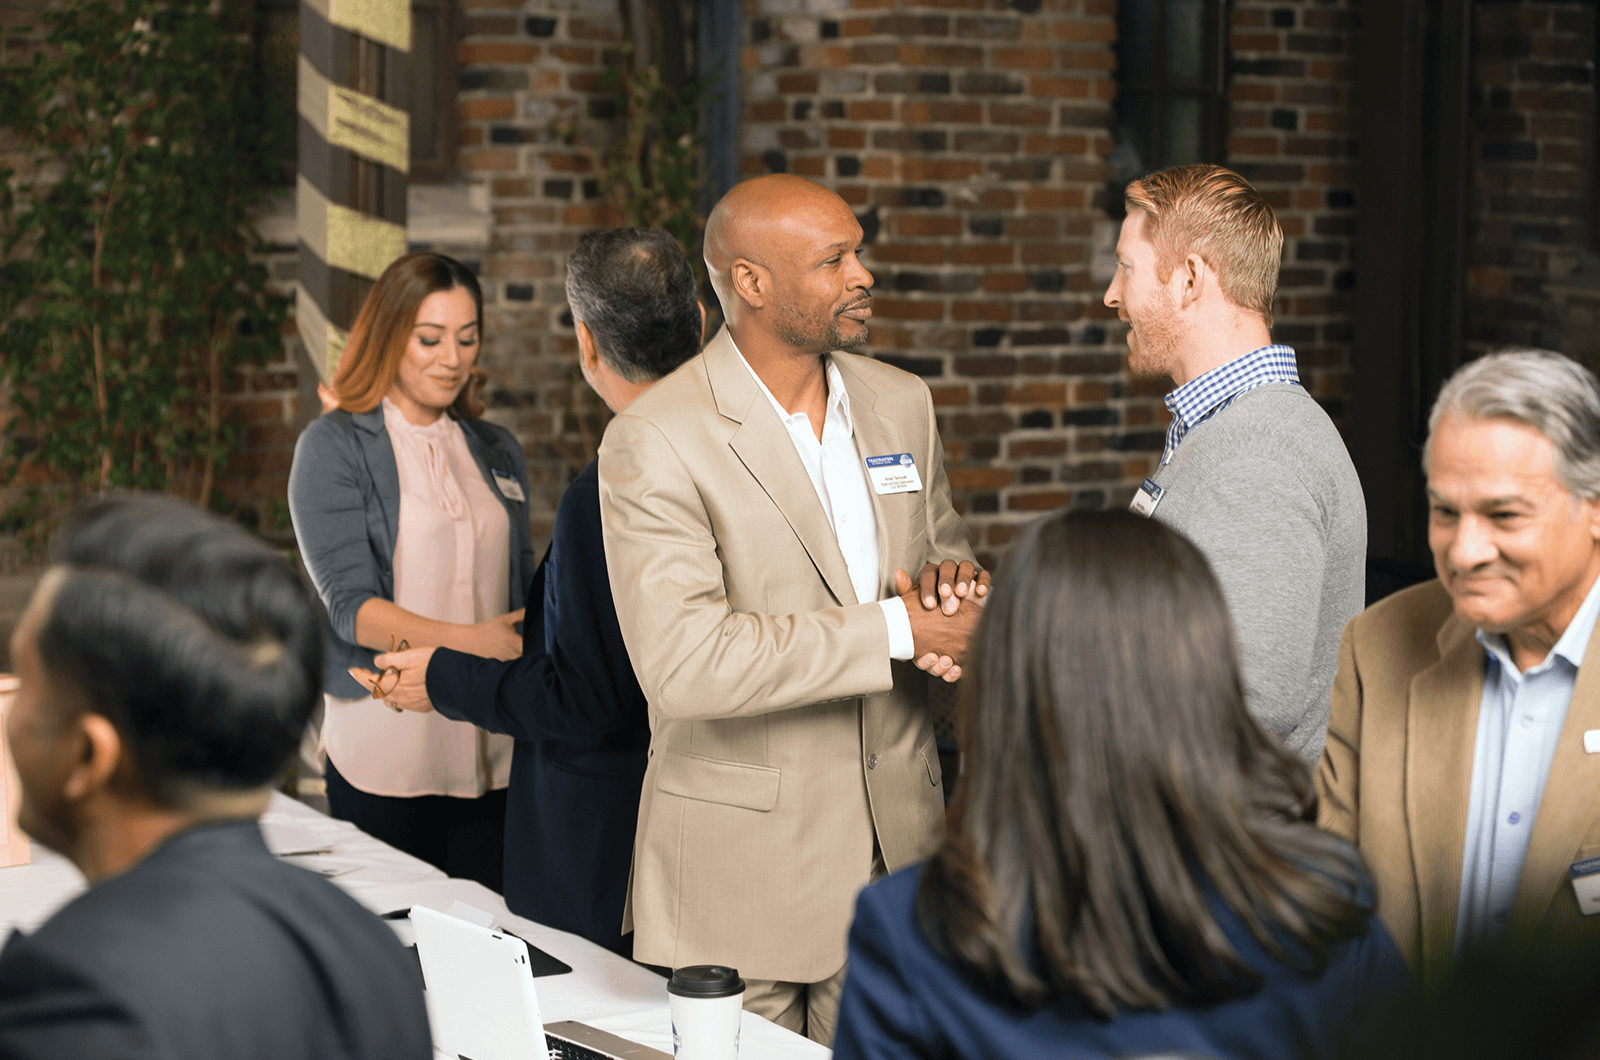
[668, 965, 744, 1060]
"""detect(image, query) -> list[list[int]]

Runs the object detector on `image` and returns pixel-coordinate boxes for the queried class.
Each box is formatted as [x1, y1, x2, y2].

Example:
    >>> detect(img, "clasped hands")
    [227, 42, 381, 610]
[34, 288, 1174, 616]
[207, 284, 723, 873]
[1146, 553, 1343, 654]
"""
[898, 559, 989, 683]
[349, 608, 523, 714]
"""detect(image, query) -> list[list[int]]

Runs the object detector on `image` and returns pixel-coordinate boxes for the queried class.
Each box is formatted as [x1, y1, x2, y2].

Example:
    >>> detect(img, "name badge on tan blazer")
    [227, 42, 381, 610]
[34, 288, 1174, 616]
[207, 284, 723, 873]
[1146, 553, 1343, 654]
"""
[865, 453, 923, 495]
[1570, 855, 1600, 915]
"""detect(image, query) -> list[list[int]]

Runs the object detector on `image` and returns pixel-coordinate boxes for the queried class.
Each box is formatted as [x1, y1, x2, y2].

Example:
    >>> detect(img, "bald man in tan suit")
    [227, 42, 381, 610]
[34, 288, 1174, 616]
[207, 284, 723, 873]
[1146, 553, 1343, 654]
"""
[600, 177, 983, 1042]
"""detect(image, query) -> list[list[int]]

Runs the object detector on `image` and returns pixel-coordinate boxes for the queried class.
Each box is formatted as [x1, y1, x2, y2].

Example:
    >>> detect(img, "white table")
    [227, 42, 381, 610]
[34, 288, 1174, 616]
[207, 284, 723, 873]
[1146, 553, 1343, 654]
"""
[0, 792, 829, 1060]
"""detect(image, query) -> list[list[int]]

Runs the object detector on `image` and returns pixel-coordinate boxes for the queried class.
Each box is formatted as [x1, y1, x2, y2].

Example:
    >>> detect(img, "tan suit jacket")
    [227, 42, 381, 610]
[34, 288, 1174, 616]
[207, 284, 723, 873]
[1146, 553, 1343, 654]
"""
[1317, 579, 1600, 990]
[598, 327, 971, 982]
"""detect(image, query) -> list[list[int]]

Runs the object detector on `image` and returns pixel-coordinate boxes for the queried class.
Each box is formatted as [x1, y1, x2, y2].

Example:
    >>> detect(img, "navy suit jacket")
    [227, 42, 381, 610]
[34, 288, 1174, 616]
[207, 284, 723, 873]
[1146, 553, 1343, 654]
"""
[833, 863, 1410, 1060]
[427, 458, 649, 954]
[0, 821, 431, 1060]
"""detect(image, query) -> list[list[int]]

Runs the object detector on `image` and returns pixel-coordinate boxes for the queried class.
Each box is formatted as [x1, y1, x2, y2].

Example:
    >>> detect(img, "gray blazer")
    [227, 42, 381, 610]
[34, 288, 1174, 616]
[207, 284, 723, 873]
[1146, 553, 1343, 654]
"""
[288, 406, 536, 699]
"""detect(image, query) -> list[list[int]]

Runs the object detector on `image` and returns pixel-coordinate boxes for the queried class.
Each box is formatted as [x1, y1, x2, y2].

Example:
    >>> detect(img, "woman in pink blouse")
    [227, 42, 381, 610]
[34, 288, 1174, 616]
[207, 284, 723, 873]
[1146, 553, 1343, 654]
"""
[288, 252, 537, 888]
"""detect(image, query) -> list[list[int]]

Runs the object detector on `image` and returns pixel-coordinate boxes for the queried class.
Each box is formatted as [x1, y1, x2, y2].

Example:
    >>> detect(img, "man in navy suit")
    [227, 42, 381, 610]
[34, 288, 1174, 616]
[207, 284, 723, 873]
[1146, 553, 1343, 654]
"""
[0, 493, 432, 1060]
[360, 227, 704, 955]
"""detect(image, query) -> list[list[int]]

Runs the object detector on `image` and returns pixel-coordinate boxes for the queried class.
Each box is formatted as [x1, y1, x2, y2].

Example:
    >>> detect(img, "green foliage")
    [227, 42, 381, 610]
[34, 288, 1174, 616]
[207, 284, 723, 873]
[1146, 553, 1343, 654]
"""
[600, 44, 704, 270]
[0, 0, 290, 548]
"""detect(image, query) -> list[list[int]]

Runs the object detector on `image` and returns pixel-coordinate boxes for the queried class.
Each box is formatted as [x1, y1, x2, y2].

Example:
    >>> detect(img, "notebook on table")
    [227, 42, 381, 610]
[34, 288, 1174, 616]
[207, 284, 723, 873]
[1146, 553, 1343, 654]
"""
[409, 905, 670, 1060]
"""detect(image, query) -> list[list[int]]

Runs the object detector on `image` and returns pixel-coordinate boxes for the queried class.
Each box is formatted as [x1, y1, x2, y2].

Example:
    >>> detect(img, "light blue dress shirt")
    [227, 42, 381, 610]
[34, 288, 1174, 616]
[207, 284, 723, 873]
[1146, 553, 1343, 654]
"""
[1454, 574, 1600, 955]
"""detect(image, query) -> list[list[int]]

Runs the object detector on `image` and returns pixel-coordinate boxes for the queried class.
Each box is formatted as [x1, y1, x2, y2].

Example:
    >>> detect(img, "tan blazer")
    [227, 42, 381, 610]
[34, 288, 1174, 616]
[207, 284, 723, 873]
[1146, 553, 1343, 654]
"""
[1317, 579, 1600, 990]
[598, 327, 972, 982]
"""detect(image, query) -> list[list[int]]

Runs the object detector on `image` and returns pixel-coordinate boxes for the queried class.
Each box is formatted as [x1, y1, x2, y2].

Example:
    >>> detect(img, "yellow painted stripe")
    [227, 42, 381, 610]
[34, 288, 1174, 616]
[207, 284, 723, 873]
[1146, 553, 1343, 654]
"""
[327, 0, 410, 53]
[294, 284, 350, 383]
[299, 55, 409, 173]
[296, 175, 406, 282]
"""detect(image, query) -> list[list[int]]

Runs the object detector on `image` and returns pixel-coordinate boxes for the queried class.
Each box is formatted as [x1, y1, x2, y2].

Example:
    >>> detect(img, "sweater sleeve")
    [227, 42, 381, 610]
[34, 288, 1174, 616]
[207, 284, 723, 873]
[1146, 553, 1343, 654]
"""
[288, 418, 383, 648]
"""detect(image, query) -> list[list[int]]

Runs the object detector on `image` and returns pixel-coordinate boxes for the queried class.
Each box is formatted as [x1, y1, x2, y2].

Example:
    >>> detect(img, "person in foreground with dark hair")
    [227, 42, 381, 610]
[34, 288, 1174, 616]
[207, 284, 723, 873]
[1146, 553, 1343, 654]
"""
[831, 509, 1408, 1060]
[355, 228, 705, 955]
[0, 493, 431, 1060]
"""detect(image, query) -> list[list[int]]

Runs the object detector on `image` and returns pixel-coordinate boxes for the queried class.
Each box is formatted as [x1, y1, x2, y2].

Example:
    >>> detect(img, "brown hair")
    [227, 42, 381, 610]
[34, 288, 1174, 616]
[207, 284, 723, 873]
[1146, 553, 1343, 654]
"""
[1124, 164, 1283, 327]
[329, 251, 486, 418]
[916, 509, 1373, 1018]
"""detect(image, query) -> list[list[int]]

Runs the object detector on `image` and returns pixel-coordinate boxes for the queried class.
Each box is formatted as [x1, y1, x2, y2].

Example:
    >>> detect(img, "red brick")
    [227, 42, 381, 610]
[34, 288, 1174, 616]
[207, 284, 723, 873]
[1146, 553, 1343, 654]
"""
[457, 42, 538, 62]
[459, 97, 515, 119]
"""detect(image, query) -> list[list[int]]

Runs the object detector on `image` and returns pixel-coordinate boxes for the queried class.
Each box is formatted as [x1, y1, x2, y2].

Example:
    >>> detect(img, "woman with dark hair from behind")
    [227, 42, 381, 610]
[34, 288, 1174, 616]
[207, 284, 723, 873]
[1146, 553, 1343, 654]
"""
[832, 509, 1408, 1059]
[288, 251, 535, 889]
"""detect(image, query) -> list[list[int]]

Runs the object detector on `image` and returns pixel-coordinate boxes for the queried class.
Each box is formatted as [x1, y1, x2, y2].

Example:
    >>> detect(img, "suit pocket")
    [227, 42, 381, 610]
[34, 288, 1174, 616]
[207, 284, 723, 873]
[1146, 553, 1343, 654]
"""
[656, 749, 781, 812]
[916, 731, 942, 789]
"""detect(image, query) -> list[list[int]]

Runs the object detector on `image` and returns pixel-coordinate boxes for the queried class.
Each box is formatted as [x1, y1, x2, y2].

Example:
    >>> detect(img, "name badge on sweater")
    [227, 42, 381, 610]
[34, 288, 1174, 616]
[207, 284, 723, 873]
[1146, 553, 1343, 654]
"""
[1571, 856, 1600, 915]
[1129, 477, 1164, 518]
[865, 453, 923, 495]
[491, 471, 526, 502]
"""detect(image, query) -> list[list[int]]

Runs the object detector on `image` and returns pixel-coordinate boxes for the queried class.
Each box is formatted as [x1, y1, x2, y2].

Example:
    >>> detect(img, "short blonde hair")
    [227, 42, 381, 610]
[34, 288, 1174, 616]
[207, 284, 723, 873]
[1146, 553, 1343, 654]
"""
[1124, 164, 1283, 327]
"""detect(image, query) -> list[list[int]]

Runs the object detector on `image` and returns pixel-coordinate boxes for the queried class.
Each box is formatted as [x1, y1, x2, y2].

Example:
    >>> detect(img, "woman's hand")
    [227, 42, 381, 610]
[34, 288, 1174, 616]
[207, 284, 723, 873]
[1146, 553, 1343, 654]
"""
[460, 608, 524, 661]
[350, 645, 440, 713]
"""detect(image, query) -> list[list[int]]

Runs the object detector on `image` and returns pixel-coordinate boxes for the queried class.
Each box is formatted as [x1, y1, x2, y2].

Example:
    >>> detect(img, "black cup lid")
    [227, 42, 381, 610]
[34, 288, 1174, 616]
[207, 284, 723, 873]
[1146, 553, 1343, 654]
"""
[668, 965, 745, 998]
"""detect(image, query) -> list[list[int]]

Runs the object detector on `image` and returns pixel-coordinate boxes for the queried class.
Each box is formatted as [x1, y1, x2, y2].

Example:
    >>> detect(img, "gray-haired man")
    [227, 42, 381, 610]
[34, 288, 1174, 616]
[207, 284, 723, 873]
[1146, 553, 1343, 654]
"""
[1318, 349, 1600, 989]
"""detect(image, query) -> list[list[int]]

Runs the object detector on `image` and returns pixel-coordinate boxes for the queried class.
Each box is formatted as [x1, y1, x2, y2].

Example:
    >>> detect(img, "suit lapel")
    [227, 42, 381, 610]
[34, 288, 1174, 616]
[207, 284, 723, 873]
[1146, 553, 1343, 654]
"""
[1408, 615, 1484, 973]
[835, 358, 900, 592]
[704, 329, 860, 607]
[1506, 616, 1600, 958]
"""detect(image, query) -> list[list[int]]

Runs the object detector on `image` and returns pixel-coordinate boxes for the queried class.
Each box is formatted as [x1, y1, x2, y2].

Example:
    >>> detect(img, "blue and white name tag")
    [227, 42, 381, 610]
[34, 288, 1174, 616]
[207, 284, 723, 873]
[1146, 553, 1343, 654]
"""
[1570, 855, 1600, 915]
[1129, 477, 1164, 518]
[865, 453, 923, 495]
[491, 470, 526, 502]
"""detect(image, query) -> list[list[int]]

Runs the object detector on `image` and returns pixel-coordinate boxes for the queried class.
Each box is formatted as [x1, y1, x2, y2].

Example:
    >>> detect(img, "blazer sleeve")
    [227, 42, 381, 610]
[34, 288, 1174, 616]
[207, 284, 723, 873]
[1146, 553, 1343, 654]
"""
[832, 883, 938, 1060]
[288, 418, 383, 648]
[600, 412, 894, 723]
[425, 473, 643, 743]
[0, 942, 160, 1060]
[1317, 618, 1363, 844]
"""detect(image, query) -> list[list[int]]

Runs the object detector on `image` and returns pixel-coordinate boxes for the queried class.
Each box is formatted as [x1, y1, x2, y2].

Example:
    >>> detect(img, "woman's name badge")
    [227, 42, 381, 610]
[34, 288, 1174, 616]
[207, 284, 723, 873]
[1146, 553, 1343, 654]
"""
[1570, 855, 1600, 915]
[492, 471, 526, 502]
[1129, 477, 1164, 518]
[866, 453, 923, 495]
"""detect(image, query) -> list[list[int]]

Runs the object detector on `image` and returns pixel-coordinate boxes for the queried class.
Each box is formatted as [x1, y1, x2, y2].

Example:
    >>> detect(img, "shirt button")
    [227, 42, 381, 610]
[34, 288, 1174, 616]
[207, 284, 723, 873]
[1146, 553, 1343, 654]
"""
[867, 754, 878, 769]
[1509, 812, 1522, 825]
[1521, 715, 1535, 729]
[1494, 911, 1509, 924]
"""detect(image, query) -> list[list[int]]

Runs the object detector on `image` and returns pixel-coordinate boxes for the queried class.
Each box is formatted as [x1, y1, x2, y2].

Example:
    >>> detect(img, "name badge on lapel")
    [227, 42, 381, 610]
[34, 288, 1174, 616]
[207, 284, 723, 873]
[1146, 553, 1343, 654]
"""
[1570, 855, 1600, 915]
[1129, 477, 1164, 518]
[865, 453, 923, 495]
[491, 471, 526, 502]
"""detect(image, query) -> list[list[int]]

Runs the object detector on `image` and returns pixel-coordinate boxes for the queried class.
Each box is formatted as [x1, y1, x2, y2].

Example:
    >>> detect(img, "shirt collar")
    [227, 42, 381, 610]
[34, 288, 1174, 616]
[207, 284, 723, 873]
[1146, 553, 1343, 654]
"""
[731, 338, 851, 432]
[1476, 570, 1600, 677]
[1164, 344, 1300, 429]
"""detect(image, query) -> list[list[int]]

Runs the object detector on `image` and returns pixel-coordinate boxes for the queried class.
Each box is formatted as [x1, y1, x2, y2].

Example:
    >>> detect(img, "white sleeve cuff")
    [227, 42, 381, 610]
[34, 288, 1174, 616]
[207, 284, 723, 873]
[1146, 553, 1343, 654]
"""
[878, 597, 914, 661]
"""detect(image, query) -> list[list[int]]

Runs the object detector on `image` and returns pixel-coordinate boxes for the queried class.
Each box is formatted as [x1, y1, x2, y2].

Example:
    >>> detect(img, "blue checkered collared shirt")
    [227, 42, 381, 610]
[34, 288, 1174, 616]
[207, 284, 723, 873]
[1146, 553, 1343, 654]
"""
[1161, 344, 1301, 465]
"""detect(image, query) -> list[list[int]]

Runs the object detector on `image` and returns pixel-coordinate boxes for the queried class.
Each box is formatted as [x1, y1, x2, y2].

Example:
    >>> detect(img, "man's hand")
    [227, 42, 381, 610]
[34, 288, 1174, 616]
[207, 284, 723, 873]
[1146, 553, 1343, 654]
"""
[913, 560, 989, 616]
[349, 645, 440, 713]
[895, 568, 986, 683]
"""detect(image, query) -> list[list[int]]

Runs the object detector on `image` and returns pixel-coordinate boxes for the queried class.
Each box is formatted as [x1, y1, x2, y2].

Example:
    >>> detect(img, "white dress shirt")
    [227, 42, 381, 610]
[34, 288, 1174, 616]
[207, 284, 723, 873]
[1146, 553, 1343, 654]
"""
[734, 343, 915, 660]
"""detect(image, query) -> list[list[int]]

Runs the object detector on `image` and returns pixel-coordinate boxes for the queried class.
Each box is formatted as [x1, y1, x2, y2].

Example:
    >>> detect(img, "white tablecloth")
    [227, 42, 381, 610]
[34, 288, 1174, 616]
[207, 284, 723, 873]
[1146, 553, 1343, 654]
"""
[0, 792, 829, 1060]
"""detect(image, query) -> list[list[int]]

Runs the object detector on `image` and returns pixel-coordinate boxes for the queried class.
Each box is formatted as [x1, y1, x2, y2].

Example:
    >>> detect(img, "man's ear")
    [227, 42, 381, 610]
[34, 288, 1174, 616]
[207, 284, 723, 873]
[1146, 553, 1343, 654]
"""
[61, 712, 123, 805]
[1179, 252, 1209, 308]
[731, 259, 769, 310]
[575, 321, 603, 375]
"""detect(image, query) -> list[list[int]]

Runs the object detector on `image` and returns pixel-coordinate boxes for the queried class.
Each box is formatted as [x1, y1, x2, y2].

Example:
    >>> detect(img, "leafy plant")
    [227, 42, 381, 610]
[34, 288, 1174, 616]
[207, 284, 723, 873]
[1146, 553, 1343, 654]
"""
[0, 0, 290, 549]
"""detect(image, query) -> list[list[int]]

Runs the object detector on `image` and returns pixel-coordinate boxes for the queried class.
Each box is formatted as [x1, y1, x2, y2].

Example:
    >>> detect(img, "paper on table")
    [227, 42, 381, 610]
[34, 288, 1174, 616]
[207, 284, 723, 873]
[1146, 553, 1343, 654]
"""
[260, 818, 334, 857]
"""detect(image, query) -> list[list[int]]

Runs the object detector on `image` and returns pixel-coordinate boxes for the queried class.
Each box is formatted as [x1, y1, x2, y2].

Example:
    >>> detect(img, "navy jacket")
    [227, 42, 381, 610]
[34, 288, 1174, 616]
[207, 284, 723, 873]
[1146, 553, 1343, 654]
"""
[288, 406, 537, 700]
[426, 459, 649, 954]
[833, 862, 1410, 1060]
[0, 821, 432, 1060]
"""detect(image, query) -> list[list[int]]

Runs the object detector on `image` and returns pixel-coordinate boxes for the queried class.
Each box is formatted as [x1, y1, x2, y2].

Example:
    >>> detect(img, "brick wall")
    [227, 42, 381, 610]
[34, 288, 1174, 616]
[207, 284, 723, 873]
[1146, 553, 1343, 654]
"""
[1228, 0, 1360, 426]
[1464, 0, 1598, 365]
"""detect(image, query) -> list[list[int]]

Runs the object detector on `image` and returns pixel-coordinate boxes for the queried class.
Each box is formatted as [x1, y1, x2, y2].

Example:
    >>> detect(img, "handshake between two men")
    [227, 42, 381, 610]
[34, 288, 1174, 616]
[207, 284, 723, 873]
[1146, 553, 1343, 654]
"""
[354, 558, 988, 714]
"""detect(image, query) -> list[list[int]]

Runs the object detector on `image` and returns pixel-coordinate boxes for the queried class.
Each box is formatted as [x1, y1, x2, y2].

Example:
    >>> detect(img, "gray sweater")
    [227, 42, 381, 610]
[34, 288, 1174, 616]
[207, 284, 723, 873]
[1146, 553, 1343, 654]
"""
[1147, 383, 1366, 762]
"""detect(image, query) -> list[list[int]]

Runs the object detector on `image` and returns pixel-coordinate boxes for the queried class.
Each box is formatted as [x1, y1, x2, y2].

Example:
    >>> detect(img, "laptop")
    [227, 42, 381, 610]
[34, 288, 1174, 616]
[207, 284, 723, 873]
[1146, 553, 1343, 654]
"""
[410, 905, 671, 1060]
